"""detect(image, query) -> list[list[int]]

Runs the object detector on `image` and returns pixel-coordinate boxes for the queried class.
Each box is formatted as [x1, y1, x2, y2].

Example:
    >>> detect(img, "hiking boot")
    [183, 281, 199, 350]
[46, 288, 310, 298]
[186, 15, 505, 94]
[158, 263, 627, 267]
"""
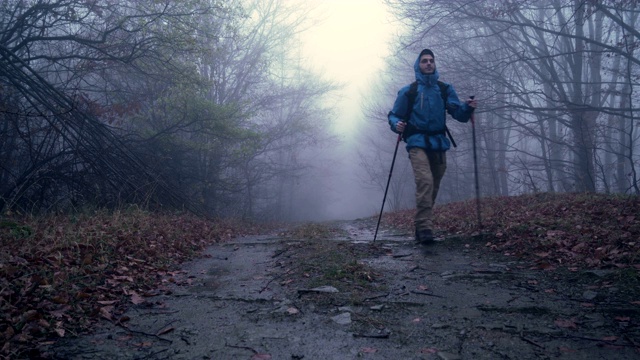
[416, 229, 434, 244]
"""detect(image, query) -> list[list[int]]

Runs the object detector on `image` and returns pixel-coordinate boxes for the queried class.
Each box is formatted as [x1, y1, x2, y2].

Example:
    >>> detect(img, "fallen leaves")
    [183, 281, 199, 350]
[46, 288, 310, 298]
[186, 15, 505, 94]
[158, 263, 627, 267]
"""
[129, 291, 146, 305]
[2, 193, 638, 358]
[554, 318, 578, 329]
[99, 306, 115, 321]
[420, 347, 438, 354]
[384, 193, 640, 270]
[360, 347, 377, 354]
[156, 326, 174, 336]
[0, 210, 256, 359]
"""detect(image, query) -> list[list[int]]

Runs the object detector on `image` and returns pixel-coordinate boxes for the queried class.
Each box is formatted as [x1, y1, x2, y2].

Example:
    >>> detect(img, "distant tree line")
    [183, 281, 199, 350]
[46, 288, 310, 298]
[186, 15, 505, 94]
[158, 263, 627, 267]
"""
[0, 0, 335, 219]
[363, 0, 639, 210]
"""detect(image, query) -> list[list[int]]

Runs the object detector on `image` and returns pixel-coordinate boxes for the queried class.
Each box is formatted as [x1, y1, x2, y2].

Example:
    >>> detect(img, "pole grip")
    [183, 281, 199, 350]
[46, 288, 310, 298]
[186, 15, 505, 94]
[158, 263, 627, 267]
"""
[469, 96, 476, 123]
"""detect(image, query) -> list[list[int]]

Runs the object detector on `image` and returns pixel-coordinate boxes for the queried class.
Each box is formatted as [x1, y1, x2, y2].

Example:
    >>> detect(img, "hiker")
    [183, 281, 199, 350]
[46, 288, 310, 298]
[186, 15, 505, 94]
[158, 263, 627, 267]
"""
[388, 48, 477, 243]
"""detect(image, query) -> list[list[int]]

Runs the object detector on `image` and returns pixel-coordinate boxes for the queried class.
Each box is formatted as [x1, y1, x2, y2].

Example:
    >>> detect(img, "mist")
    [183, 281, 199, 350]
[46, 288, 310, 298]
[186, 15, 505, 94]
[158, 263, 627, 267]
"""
[278, 0, 400, 221]
[1, 0, 638, 221]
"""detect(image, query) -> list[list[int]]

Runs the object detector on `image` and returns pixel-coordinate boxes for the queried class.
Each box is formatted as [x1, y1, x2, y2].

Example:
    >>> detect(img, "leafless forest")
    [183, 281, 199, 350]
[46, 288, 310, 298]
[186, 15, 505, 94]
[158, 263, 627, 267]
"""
[0, 0, 339, 220]
[1, 0, 638, 221]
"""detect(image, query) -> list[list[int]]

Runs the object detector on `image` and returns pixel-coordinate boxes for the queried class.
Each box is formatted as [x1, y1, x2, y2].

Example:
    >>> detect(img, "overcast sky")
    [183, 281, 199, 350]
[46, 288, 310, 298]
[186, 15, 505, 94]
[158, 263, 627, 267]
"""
[300, 0, 396, 137]
[296, 0, 400, 220]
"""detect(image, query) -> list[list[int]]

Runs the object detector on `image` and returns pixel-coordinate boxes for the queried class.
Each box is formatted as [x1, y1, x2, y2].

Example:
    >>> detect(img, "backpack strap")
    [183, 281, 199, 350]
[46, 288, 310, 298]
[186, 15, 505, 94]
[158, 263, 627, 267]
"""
[437, 80, 448, 109]
[437, 80, 457, 148]
[404, 81, 419, 120]
[400, 81, 418, 142]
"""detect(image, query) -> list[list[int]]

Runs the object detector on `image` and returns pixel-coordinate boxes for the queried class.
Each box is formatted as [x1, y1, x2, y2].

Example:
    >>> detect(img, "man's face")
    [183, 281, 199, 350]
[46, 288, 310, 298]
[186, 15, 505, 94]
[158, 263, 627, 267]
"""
[419, 55, 435, 74]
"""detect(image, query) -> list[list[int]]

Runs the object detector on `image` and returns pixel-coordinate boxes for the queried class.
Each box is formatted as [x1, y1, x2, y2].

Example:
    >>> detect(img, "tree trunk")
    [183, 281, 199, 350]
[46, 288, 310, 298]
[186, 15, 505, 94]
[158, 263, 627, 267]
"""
[569, 0, 596, 192]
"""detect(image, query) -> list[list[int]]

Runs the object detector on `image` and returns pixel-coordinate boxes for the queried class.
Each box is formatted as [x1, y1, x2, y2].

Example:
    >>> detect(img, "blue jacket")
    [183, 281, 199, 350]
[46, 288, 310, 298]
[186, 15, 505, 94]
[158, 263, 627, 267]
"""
[388, 54, 473, 152]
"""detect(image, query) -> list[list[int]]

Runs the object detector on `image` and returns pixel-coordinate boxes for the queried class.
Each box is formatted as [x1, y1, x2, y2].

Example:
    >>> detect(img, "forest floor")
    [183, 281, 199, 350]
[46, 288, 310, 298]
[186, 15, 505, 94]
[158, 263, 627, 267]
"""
[46, 215, 640, 359]
[2, 193, 640, 359]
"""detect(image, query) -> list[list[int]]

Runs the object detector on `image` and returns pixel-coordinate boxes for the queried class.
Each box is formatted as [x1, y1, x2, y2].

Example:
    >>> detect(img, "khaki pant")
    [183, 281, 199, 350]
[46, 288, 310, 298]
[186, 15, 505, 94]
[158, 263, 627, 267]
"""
[409, 148, 446, 231]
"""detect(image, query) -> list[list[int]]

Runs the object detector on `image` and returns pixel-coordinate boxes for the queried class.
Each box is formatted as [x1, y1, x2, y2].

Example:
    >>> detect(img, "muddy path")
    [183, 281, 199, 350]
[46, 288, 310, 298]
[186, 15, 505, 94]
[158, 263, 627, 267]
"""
[47, 219, 639, 359]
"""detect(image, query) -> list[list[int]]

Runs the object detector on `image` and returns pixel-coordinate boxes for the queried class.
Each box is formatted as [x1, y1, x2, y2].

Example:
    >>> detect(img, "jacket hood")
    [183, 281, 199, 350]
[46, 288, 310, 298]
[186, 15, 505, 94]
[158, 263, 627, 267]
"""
[413, 52, 439, 86]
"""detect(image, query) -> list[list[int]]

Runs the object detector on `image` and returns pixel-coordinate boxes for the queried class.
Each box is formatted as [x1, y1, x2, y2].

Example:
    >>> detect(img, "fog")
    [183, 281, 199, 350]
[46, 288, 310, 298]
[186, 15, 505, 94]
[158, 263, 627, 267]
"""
[291, 0, 400, 221]
[2, 1, 638, 220]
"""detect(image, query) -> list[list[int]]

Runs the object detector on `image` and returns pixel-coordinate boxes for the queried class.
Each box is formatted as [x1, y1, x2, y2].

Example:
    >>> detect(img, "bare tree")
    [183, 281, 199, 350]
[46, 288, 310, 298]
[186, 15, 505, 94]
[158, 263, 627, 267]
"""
[382, 0, 640, 196]
[0, 0, 222, 213]
[0, 0, 337, 219]
[187, 0, 337, 219]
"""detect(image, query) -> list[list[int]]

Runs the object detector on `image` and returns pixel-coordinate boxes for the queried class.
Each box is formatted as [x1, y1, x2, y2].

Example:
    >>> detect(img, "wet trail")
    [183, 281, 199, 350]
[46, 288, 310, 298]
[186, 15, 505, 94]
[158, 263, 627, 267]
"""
[48, 219, 639, 359]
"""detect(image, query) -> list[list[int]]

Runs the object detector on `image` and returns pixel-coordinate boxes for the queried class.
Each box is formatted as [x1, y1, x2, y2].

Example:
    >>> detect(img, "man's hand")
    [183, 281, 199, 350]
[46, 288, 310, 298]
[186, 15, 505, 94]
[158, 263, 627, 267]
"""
[467, 97, 478, 109]
[396, 121, 406, 133]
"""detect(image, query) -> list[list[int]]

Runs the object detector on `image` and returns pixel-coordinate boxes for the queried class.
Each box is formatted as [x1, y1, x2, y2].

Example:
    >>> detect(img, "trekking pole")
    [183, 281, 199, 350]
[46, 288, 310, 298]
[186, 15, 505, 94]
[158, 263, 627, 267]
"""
[373, 132, 403, 242]
[470, 96, 482, 229]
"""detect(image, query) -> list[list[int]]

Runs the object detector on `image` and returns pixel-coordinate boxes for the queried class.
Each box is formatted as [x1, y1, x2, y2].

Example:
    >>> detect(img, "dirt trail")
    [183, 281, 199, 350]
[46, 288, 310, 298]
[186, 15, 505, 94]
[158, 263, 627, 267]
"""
[48, 219, 639, 359]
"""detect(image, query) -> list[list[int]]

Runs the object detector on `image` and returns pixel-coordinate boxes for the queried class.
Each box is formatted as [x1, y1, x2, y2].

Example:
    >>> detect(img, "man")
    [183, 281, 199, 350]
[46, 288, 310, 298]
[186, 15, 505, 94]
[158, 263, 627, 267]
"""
[388, 48, 477, 243]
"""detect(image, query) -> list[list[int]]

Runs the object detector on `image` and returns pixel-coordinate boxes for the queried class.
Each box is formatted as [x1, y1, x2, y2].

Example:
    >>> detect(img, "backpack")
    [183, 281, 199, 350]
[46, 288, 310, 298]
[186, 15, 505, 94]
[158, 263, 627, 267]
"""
[402, 80, 457, 148]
